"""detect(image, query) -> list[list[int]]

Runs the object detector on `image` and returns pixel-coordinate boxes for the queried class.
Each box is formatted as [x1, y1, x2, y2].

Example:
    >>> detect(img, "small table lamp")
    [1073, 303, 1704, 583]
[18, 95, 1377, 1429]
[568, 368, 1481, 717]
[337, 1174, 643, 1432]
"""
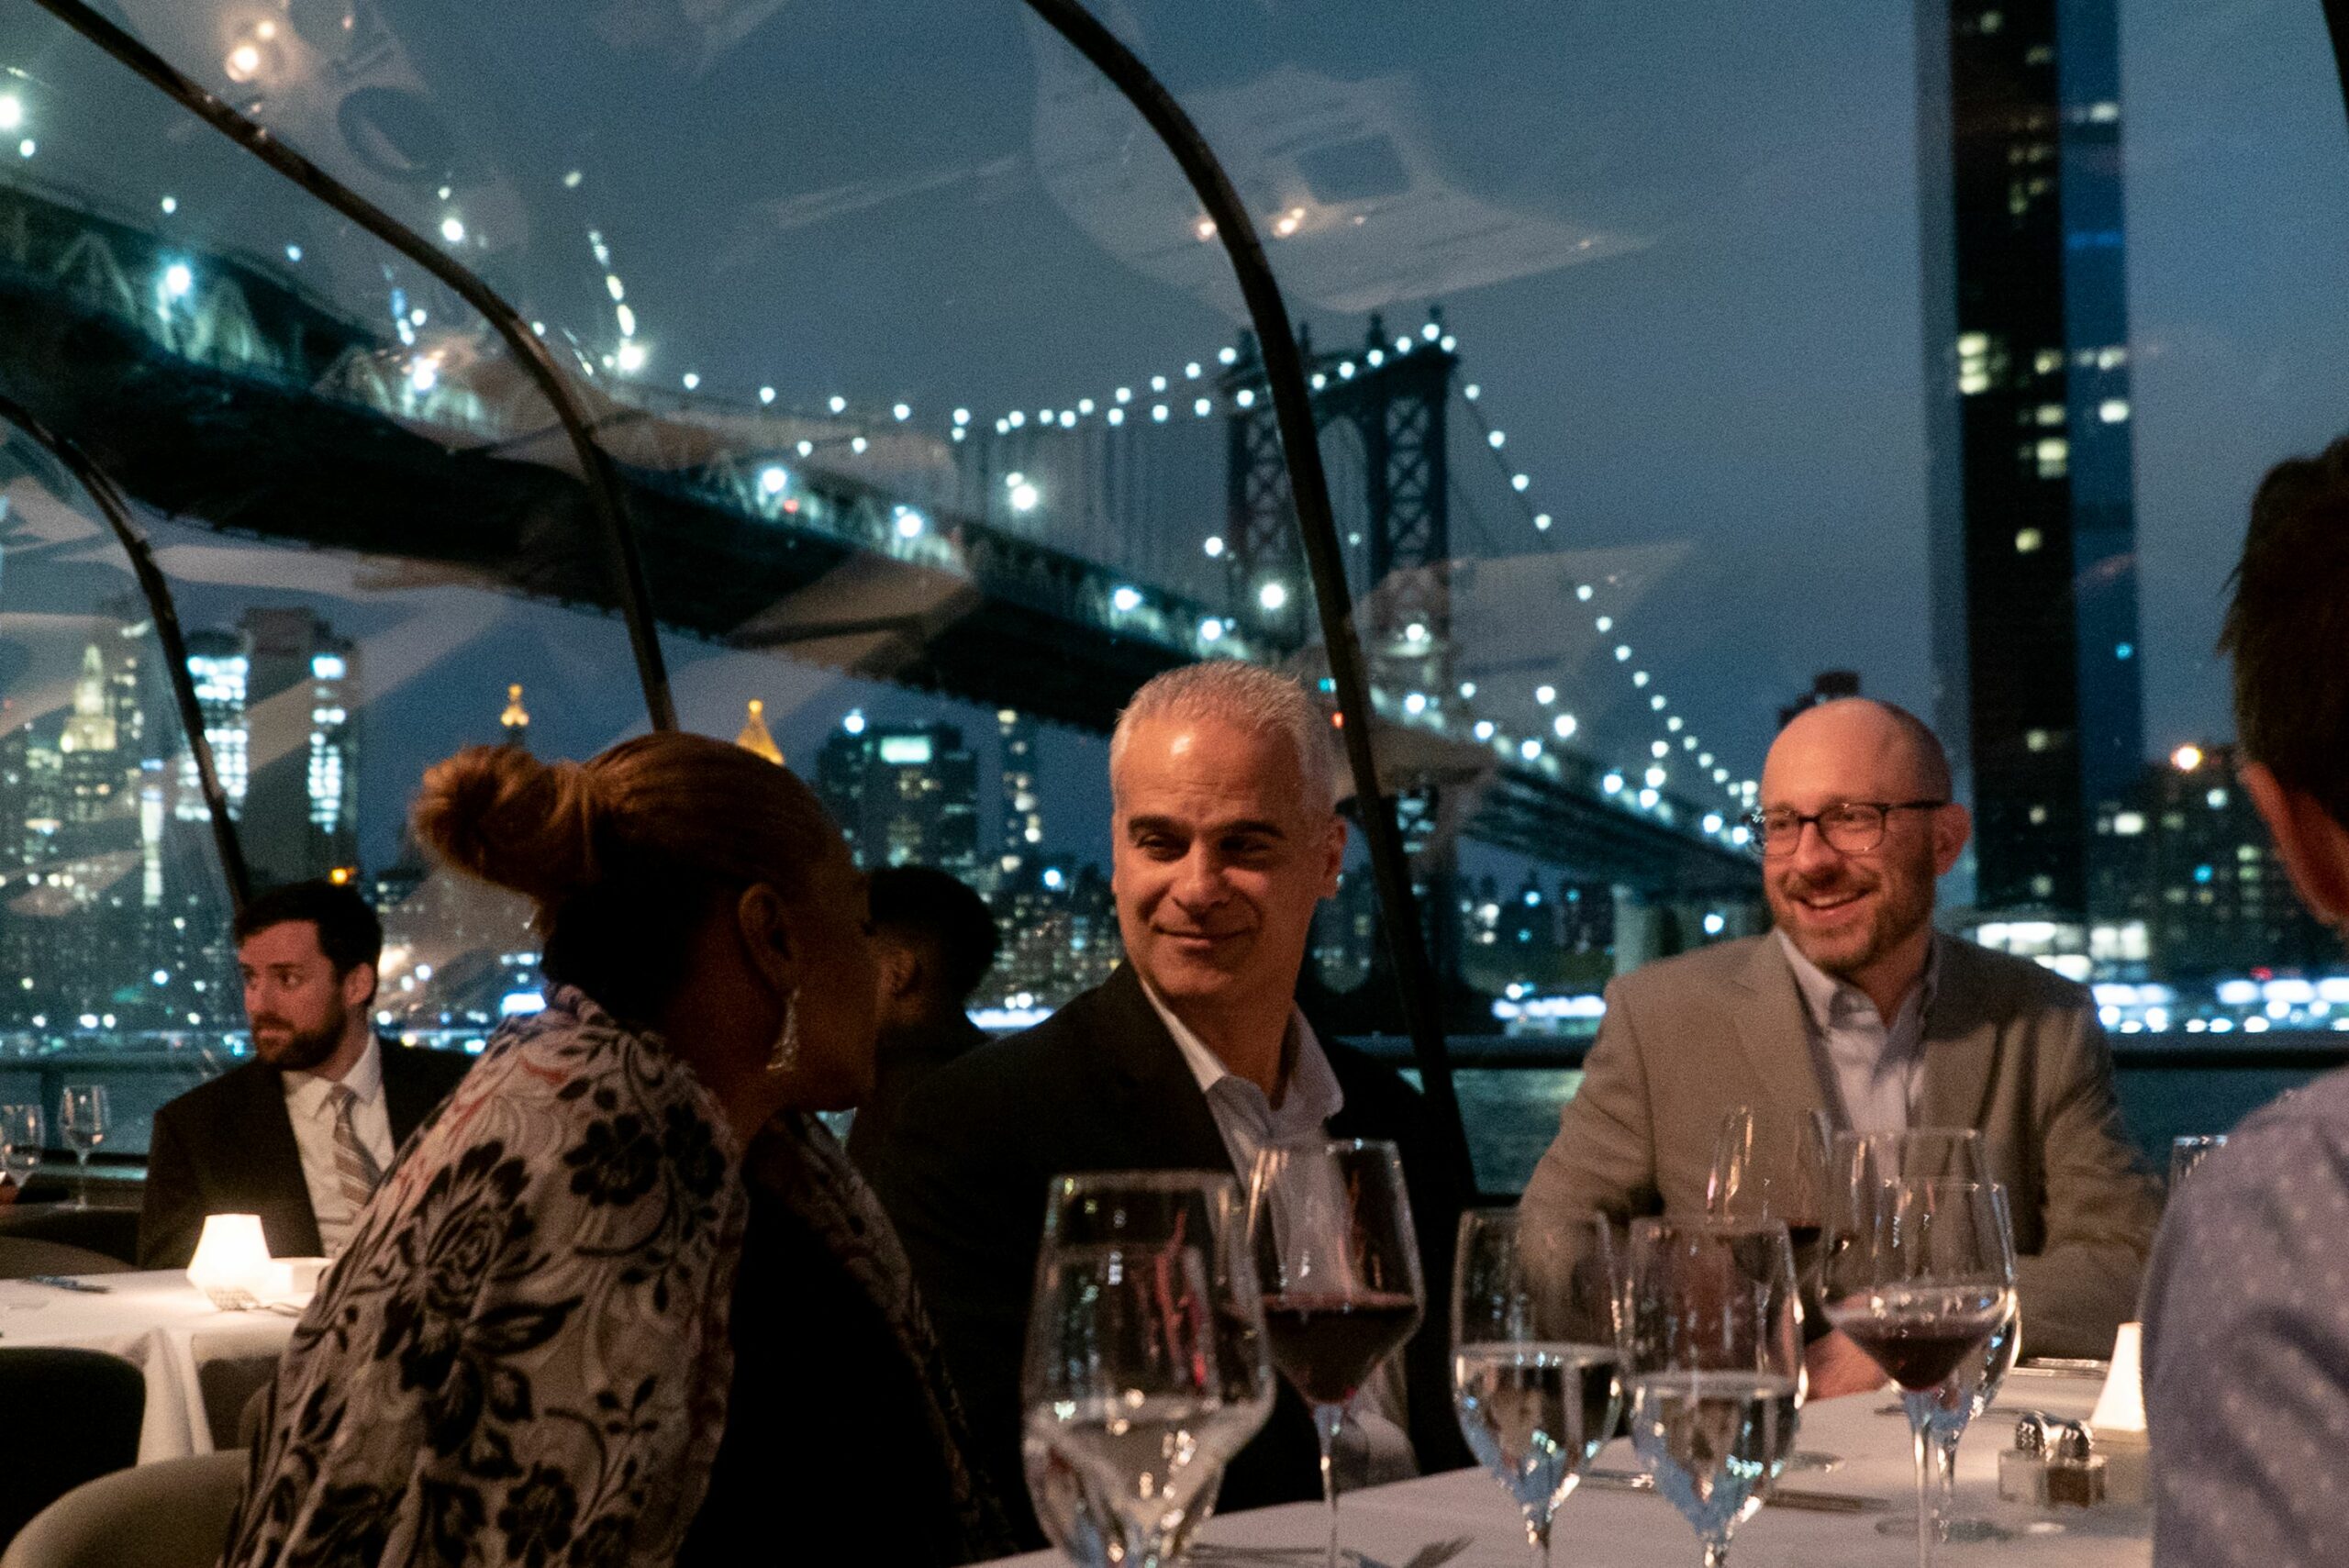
[186, 1213, 273, 1309]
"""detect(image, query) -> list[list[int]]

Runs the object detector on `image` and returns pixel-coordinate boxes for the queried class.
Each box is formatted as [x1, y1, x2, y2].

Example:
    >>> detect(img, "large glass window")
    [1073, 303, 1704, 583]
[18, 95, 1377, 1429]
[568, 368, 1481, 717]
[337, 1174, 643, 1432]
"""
[2, 0, 2343, 1184]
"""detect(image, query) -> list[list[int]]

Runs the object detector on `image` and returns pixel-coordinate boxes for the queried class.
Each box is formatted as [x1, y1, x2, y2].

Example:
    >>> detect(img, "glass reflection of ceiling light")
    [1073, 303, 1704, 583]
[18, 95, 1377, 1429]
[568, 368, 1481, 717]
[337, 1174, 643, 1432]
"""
[1258, 582, 1288, 612]
[286, 244, 303, 261]
[1520, 740, 1542, 762]
[606, 274, 625, 301]
[1219, 347, 1239, 366]
[563, 170, 584, 188]
[225, 43, 262, 82]
[1193, 397, 1211, 417]
[408, 359, 438, 394]
[1366, 348, 1384, 366]
[1198, 618, 1223, 642]
[758, 466, 788, 496]
[1535, 684, 1555, 705]
[682, 373, 700, 390]
[1203, 536, 1224, 558]
[1235, 389, 1255, 408]
[1511, 473, 1530, 491]
[0, 95, 20, 132]
[851, 436, 868, 453]
[796, 441, 812, 457]
[440, 216, 465, 243]
[894, 507, 925, 539]
[1272, 213, 1299, 238]
[1475, 721, 1496, 741]
[759, 386, 776, 405]
[1488, 430, 1506, 449]
[1403, 693, 1428, 716]
[1111, 586, 1142, 613]
[1553, 714, 1577, 740]
[1194, 217, 1216, 241]
[1186, 361, 1202, 379]
[161, 195, 178, 215]
[1464, 384, 1481, 400]
[614, 305, 635, 337]
[894, 403, 911, 421]
[829, 395, 847, 414]
[615, 341, 646, 373]
[161, 263, 195, 298]
[953, 407, 970, 424]
[1010, 483, 1040, 513]
[16, 140, 31, 160]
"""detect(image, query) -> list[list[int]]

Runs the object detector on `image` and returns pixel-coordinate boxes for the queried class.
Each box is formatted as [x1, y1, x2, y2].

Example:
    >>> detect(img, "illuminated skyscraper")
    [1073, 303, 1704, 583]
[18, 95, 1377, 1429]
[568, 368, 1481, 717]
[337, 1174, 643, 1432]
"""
[996, 706, 1041, 884]
[1918, 0, 2143, 916]
[815, 718, 979, 876]
[237, 607, 358, 888]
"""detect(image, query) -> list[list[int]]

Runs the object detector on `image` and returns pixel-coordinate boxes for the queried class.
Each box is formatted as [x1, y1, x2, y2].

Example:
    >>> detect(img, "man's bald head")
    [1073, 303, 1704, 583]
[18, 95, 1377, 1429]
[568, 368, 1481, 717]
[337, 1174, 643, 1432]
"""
[1765, 699, 1953, 803]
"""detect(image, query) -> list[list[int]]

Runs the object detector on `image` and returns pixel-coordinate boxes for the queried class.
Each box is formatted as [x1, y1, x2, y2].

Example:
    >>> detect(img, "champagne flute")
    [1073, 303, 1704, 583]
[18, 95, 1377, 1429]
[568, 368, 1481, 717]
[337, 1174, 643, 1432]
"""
[1625, 1218, 1803, 1568]
[0, 1104, 43, 1196]
[1452, 1210, 1623, 1568]
[1247, 1139, 1425, 1568]
[59, 1085, 107, 1208]
[1709, 1106, 1837, 1472]
[1823, 1177, 2017, 1568]
[1023, 1235, 1271, 1568]
[1023, 1172, 1273, 1562]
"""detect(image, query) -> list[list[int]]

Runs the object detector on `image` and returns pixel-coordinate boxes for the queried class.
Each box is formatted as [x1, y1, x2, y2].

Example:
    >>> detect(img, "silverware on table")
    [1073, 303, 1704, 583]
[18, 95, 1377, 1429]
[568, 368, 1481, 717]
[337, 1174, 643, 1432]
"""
[23, 1274, 110, 1294]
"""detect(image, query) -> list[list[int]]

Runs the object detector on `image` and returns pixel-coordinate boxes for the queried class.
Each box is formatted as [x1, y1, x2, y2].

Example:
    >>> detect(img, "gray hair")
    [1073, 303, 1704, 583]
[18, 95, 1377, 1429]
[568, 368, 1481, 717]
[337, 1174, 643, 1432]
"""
[1109, 662, 1340, 812]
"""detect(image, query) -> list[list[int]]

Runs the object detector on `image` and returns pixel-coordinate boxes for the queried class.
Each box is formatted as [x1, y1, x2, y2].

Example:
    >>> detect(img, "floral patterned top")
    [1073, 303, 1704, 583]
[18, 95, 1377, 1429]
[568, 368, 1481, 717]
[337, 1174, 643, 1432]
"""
[223, 985, 749, 1568]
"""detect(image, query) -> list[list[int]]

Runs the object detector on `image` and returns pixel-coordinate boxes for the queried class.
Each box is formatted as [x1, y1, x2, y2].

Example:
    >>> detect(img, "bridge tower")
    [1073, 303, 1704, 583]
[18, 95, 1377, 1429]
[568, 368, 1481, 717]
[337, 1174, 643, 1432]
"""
[1220, 314, 1466, 990]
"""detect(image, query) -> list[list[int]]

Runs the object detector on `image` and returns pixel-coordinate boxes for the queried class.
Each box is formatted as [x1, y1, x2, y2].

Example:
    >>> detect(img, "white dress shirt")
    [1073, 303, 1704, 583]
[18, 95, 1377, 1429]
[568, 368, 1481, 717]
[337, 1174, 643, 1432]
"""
[1137, 982, 1418, 1482]
[281, 1037, 394, 1254]
[1776, 930, 1941, 1134]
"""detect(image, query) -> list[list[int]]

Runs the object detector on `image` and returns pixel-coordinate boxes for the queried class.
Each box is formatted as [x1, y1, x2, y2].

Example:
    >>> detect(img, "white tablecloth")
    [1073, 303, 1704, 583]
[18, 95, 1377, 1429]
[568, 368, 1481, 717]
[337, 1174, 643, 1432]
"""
[990, 1372, 2151, 1566]
[0, 1271, 296, 1462]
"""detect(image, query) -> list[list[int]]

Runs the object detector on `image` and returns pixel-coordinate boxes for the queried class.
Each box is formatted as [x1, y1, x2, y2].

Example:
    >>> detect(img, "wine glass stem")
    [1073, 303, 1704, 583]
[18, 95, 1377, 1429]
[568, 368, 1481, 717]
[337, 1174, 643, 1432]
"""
[1526, 1516, 1553, 1568]
[1909, 1412, 1933, 1568]
[1932, 1416, 1963, 1540]
[1313, 1401, 1345, 1568]
[73, 1148, 89, 1208]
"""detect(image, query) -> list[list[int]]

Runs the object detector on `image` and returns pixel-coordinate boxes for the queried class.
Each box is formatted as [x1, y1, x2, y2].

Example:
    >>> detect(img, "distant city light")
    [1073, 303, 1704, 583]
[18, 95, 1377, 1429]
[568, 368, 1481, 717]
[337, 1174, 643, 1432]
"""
[1404, 693, 1428, 716]
[160, 195, 179, 215]
[1198, 618, 1223, 642]
[894, 403, 911, 421]
[758, 465, 789, 496]
[1259, 582, 1288, 612]
[760, 385, 776, 405]
[894, 507, 926, 539]
[2172, 743, 2204, 772]
[1520, 740, 1542, 762]
[829, 395, 847, 414]
[1553, 714, 1577, 739]
[1111, 586, 1143, 613]
[1219, 346, 1239, 365]
[161, 263, 195, 299]
[1535, 685, 1555, 705]
[285, 244, 303, 261]
[1010, 483, 1041, 513]
[1475, 721, 1496, 740]
[1703, 912, 1726, 936]
[682, 372, 700, 391]
[1203, 536, 1225, 558]
[1488, 430, 1506, 449]
[843, 710, 866, 735]
[1043, 868, 1065, 890]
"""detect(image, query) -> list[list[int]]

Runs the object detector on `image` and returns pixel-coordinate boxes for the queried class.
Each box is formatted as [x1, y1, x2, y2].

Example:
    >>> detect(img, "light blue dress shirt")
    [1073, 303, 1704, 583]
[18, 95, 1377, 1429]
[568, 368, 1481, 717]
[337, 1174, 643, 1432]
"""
[1776, 930, 1940, 1133]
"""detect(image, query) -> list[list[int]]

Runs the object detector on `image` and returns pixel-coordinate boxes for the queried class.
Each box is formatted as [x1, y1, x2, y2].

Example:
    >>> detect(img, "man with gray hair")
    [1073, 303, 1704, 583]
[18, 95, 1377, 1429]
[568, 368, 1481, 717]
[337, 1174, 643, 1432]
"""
[869, 661, 1469, 1541]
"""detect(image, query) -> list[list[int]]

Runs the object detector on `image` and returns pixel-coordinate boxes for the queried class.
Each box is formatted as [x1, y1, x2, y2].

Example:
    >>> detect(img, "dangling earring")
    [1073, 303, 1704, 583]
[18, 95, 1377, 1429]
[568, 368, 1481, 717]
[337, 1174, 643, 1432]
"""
[765, 990, 801, 1075]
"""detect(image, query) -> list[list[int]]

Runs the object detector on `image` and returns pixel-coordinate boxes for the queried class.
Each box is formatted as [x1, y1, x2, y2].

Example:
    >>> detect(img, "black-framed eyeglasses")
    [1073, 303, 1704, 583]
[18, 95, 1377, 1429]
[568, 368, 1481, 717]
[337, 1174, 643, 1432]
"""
[1742, 800, 1948, 857]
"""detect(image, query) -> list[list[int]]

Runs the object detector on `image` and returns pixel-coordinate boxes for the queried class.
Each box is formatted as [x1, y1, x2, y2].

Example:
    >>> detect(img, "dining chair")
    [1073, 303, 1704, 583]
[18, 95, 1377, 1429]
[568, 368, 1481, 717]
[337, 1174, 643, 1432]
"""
[0, 1451, 245, 1568]
[0, 1349, 144, 1545]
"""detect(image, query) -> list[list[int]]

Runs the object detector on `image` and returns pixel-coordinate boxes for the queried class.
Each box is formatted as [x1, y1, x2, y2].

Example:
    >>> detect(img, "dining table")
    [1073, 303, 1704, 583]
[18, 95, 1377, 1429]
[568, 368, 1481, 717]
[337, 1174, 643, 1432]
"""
[988, 1368, 2150, 1567]
[0, 1270, 299, 1463]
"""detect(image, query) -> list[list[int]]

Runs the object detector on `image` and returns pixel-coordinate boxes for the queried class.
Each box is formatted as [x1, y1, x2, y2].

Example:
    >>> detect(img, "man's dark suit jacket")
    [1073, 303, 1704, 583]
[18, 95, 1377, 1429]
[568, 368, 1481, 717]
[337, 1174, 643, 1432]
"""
[867, 964, 1472, 1544]
[139, 1043, 475, 1268]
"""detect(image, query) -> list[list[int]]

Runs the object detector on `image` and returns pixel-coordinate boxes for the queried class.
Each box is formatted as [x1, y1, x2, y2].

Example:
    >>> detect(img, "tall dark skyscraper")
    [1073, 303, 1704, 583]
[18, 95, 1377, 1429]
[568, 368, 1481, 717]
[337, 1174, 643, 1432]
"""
[815, 718, 980, 876]
[1918, 0, 2143, 916]
[237, 607, 359, 889]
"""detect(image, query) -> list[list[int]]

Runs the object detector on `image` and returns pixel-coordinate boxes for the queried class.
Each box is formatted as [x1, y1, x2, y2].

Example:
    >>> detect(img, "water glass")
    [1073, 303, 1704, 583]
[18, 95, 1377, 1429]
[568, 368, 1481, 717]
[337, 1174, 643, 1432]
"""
[0, 1105, 43, 1194]
[59, 1085, 107, 1208]
[1023, 1173, 1271, 1566]
[1452, 1210, 1623, 1567]
[1625, 1218, 1803, 1568]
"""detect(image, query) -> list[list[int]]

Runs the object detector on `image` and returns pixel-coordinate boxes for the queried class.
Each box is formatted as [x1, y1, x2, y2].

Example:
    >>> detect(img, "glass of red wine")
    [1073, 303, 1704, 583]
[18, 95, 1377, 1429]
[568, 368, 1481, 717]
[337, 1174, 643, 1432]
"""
[1245, 1138, 1424, 1568]
[1821, 1176, 2017, 1568]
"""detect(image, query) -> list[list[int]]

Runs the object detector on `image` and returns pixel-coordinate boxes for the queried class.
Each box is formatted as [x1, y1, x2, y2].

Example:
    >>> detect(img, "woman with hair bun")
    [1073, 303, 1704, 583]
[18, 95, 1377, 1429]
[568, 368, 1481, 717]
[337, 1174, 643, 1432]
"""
[223, 732, 1008, 1568]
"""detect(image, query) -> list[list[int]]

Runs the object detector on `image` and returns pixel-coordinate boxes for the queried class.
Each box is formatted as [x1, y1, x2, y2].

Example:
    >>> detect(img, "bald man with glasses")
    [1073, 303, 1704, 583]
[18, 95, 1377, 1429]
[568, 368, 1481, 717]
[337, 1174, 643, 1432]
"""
[1521, 698, 2158, 1378]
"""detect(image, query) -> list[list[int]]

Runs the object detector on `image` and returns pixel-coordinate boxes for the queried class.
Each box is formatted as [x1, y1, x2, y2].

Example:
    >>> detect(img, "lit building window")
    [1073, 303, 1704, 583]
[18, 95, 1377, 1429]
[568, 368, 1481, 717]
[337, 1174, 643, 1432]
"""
[2016, 528, 2043, 553]
[2099, 399, 2129, 423]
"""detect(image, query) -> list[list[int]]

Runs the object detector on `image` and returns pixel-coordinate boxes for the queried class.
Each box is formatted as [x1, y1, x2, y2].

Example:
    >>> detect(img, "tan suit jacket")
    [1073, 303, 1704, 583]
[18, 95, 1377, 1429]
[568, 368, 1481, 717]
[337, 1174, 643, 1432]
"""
[1518, 933, 2159, 1361]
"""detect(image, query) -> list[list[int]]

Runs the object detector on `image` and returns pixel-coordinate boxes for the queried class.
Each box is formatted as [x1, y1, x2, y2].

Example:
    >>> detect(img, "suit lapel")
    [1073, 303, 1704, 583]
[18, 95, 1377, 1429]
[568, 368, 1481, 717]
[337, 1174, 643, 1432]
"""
[1913, 940, 2000, 1132]
[1091, 967, 1233, 1176]
[1731, 938, 1834, 1125]
[241, 1065, 324, 1257]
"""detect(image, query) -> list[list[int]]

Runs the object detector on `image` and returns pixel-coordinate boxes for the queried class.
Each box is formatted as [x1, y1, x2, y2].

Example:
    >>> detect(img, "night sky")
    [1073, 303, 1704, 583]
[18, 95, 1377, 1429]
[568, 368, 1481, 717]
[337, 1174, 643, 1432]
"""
[4, 0, 2348, 873]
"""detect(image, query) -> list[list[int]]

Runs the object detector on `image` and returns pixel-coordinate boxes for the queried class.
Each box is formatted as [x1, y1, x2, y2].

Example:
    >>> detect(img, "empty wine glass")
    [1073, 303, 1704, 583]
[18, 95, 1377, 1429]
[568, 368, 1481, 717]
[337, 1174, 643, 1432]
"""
[1822, 1177, 2017, 1568]
[1453, 1210, 1623, 1568]
[59, 1085, 107, 1208]
[1024, 1171, 1273, 1562]
[1831, 1128, 1987, 1194]
[1625, 1218, 1803, 1568]
[1709, 1106, 1838, 1473]
[1247, 1139, 1424, 1568]
[0, 1105, 43, 1195]
[1023, 1227, 1272, 1568]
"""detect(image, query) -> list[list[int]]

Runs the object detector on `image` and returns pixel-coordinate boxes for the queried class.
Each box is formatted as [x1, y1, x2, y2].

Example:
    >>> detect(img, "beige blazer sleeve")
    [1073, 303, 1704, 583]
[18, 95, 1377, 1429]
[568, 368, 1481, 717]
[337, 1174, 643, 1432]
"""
[2008, 1004, 2161, 1360]
[1520, 975, 1660, 1231]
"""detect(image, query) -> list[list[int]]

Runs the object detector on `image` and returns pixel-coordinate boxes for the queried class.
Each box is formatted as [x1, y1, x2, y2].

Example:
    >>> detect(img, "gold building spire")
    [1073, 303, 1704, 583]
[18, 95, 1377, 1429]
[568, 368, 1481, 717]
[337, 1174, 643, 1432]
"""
[500, 683, 530, 744]
[736, 698, 784, 765]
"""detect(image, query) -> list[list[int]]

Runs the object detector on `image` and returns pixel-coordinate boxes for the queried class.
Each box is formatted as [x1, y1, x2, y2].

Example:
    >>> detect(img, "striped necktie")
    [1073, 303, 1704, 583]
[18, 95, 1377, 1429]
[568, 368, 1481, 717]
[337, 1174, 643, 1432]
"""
[325, 1084, 382, 1258]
